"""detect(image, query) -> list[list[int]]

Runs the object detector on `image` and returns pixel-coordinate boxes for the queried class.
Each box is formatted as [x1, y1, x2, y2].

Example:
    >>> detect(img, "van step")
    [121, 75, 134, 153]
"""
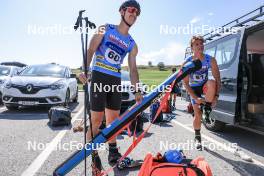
[236, 124, 264, 136]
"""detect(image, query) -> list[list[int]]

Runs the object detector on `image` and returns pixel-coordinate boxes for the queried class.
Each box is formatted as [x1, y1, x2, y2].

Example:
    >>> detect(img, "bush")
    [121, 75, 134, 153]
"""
[157, 62, 165, 71]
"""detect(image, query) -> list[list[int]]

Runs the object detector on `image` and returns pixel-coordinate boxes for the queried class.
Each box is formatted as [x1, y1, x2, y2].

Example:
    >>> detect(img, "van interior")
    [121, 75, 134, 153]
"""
[243, 28, 264, 118]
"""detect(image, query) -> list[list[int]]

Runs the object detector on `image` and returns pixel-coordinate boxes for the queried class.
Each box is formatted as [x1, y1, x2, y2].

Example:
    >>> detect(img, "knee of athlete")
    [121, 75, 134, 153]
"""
[193, 108, 202, 117]
[207, 80, 216, 89]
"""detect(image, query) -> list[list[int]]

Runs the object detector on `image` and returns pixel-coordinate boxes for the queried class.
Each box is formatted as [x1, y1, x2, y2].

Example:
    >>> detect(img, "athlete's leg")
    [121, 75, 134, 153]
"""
[105, 108, 120, 144]
[86, 71, 107, 140]
[193, 103, 202, 131]
[204, 80, 216, 103]
[202, 80, 216, 121]
[173, 93, 177, 107]
[105, 108, 122, 164]
[190, 86, 203, 149]
[105, 76, 122, 164]
[86, 111, 104, 140]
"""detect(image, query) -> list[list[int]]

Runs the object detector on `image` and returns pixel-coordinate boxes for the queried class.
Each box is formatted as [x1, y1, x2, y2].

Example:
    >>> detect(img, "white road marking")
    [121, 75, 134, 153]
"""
[21, 107, 84, 176]
[172, 119, 264, 168]
[0, 106, 6, 111]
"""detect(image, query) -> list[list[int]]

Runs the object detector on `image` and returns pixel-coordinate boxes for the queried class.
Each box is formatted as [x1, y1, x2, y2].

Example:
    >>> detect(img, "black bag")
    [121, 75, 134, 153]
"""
[48, 106, 72, 126]
[129, 113, 144, 134]
[150, 101, 163, 123]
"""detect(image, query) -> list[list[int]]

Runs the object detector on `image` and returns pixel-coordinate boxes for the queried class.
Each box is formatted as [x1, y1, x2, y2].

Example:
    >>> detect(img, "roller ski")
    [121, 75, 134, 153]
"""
[201, 103, 212, 124]
[117, 157, 143, 170]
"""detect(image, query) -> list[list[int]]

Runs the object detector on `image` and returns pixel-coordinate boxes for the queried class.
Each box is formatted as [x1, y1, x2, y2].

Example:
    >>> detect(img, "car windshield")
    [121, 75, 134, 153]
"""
[20, 65, 65, 77]
[0, 66, 11, 76]
[121, 71, 130, 81]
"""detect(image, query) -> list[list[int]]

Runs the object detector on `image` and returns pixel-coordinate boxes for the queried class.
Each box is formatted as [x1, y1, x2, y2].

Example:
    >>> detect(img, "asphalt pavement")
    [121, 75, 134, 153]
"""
[0, 92, 263, 176]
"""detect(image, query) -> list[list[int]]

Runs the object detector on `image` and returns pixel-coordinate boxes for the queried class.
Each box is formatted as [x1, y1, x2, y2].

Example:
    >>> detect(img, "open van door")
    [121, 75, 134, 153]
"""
[204, 28, 245, 130]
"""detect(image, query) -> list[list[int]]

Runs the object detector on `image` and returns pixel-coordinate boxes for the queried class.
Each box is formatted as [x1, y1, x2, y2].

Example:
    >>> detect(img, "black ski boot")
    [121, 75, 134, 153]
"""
[194, 129, 202, 150]
[91, 152, 103, 176]
[108, 145, 122, 164]
[201, 103, 212, 123]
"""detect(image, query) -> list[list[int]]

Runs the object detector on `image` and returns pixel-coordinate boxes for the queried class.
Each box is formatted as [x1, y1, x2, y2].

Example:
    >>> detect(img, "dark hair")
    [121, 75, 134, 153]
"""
[172, 67, 176, 73]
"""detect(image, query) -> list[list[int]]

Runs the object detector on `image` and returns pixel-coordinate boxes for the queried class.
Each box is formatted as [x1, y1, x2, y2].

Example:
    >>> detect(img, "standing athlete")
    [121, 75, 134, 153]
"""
[82, 0, 143, 174]
[182, 36, 221, 150]
[170, 67, 181, 109]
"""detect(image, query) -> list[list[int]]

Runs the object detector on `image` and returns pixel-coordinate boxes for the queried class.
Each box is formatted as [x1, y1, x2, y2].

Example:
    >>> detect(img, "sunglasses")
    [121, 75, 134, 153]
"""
[125, 7, 140, 16]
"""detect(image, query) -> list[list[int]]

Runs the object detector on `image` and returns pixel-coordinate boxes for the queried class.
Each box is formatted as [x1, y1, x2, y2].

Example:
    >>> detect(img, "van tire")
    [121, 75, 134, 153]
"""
[203, 116, 226, 132]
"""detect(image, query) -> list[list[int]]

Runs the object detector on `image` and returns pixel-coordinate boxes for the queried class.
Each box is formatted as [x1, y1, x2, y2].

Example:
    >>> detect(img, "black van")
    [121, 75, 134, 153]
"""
[184, 5, 264, 135]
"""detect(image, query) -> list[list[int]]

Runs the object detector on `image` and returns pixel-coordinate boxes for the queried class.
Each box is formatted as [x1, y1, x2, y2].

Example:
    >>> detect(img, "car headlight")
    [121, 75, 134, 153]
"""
[50, 82, 65, 90]
[4, 81, 12, 89]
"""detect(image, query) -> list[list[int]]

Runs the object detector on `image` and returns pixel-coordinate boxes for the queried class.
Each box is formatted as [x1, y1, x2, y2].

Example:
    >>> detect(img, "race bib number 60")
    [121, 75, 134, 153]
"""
[105, 48, 121, 65]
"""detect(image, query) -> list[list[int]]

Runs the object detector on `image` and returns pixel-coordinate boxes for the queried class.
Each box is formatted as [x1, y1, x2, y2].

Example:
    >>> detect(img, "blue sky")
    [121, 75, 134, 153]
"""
[0, 0, 263, 68]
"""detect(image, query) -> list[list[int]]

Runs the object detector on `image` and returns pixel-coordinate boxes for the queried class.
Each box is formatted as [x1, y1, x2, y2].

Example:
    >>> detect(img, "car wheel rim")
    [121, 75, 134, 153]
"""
[206, 115, 216, 126]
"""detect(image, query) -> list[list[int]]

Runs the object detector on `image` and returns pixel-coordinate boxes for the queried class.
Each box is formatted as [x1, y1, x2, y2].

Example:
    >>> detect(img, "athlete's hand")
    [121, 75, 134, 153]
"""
[135, 92, 143, 103]
[78, 72, 87, 84]
[195, 97, 205, 105]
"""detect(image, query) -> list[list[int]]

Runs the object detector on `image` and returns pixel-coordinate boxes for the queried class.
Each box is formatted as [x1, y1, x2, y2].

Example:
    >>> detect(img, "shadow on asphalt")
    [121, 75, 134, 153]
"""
[204, 147, 264, 176]
[117, 131, 154, 140]
[47, 122, 73, 131]
[112, 164, 142, 176]
[208, 125, 264, 162]
[0, 102, 80, 121]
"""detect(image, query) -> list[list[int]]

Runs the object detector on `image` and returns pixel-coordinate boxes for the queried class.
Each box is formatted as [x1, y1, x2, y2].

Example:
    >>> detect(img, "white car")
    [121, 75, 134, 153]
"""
[0, 65, 22, 103]
[2, 64, 78, 110]
[120, 71, 147, 113]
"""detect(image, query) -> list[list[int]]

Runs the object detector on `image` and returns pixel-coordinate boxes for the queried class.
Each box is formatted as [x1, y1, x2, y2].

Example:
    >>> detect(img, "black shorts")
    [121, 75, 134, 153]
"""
[90, 71, 121, 112]
[190, 83, 207, 104]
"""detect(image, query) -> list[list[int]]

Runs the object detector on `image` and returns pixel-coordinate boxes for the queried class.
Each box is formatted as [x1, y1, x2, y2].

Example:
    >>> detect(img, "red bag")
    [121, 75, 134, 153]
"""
[138, 153, 212, 176]
[162, 99, 171, 113]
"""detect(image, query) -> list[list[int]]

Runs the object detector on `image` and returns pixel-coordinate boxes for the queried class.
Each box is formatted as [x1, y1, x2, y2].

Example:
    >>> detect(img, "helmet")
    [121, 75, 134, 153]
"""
[164, 149, 184, 164]
[119, 0, 141, 16]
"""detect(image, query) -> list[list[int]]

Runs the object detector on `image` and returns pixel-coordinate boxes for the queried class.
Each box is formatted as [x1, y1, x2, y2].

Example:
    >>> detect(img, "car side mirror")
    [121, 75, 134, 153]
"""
[70, 73, 77, 78]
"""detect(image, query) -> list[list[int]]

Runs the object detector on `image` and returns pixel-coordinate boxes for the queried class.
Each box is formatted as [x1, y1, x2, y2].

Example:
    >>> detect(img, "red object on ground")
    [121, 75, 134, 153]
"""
[138, 153, 213, 176]
[162, 97, 171, 113]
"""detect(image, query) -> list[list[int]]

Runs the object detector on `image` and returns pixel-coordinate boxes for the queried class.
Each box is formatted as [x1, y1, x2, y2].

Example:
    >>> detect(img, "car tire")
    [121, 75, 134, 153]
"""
[73, 88, 78, 103]
[64, 89, 70, 107]
[6, 105, 19, 111]
[202, 113, 226, 132]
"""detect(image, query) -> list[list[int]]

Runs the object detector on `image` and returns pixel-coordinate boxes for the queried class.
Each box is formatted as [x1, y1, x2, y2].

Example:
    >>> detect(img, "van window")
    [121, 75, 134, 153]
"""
[215, 37, 237, 65]
[205, 47, 216, 57]
[205, 35, 239, 66]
